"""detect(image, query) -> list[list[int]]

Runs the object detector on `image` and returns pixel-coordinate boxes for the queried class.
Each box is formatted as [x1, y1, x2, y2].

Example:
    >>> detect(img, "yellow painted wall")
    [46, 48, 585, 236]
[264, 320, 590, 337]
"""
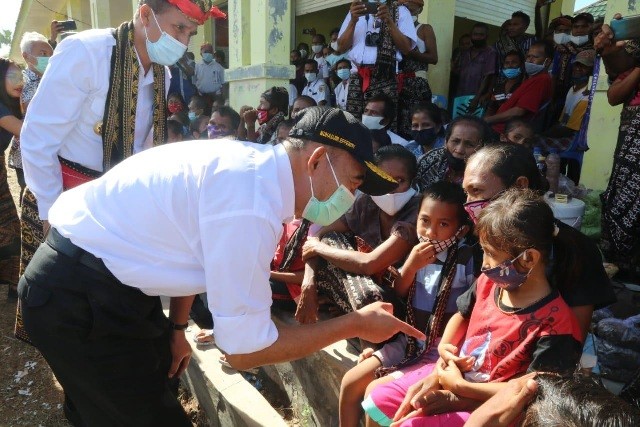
[293, 5, 350, 50]
[579, 0, 627, 191]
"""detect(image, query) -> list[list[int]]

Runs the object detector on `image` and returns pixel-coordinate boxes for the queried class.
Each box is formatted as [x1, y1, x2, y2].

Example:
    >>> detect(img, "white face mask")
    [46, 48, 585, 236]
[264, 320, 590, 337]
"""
[362, 114, 385, 130]
[553, 32, 571, 45]
[569, 34, 589, 46]
[299, 49, 308, 58]
[312, 44, 323, 54]
[305, 72, 317, 82]
[371, 188, 417, 216]
[330, 41, 339, 51]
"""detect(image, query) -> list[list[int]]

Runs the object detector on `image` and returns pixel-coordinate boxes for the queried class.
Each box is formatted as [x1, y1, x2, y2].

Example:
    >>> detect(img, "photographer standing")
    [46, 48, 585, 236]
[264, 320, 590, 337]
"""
[337, 1, 417, 123]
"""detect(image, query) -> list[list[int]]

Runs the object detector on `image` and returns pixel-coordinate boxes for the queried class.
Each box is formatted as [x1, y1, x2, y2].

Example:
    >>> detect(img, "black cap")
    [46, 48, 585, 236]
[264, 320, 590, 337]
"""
[289, 107, 398, 196]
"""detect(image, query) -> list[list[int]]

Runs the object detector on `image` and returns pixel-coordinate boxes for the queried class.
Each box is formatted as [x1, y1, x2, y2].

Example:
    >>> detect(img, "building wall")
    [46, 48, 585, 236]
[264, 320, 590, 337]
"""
[293, 4, 350, 50]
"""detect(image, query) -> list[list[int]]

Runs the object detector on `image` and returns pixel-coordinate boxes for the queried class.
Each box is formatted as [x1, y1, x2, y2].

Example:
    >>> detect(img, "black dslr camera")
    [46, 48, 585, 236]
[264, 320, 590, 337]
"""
[365, 31, 381, 47]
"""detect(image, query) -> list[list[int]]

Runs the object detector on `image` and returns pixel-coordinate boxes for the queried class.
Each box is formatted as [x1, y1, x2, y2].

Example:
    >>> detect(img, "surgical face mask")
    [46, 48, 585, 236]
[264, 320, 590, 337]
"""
[418, 227, 463, 253]
[257, 108, 269, 124]
[188, 111, 197, 121]
[305, 72, 317, 82]
[144, 9, 188, 66]
[34, 56, 49, 74]
[371, 188, 417, 216]
[202, 52, 214, 63]
[411, 128, 438, 147]
[553, 32, 571, 45]
[302, 154, 356, 226]
[502, 67, 522, 79]
[312, 44, 323, 54]
[299, 49, 308, 58]
[464, 198, 491, 224]
[330, 41, 339, 51]
[481, 251, 531, 291]
[207, 124, 230, 139]
[362, 114, 385, 130]
[569, 34, 589, 46]
[337, 68, 351, 81]
[525, 61, 546, 76]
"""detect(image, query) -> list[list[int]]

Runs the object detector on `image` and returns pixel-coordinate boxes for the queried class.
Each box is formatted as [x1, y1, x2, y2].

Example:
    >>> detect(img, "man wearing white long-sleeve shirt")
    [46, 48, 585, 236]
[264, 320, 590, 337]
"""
[18, 107, 424, 425]
[16, 1, 224, 424]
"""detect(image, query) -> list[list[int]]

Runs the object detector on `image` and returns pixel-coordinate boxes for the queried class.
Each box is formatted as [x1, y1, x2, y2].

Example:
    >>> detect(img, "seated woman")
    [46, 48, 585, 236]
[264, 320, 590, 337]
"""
[414, 115, 488, 192]
[405, 102, 445, 159]
[462, 143, 616, 338]
[484, 50, 525, 117]
[363, 189, 583, 426]
[295, 145, 419, 324]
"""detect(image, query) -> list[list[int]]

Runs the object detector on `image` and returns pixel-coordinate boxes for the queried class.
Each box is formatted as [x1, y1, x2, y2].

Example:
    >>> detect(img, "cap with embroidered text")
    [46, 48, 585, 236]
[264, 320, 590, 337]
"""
[289, 107, 398, 196]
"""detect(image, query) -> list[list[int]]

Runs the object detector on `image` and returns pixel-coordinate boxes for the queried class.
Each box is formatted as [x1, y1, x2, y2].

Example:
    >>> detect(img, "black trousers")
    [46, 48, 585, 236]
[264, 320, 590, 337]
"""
[18, 239, 192, 427]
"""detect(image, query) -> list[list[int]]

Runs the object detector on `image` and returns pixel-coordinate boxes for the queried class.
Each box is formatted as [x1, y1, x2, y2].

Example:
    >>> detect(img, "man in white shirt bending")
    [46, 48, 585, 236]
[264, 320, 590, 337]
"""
[18, 107, 424, 426]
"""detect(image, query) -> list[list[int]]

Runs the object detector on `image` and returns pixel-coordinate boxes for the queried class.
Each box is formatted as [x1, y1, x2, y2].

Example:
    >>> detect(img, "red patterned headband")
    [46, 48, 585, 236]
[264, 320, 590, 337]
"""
[166, 0, 226, 25]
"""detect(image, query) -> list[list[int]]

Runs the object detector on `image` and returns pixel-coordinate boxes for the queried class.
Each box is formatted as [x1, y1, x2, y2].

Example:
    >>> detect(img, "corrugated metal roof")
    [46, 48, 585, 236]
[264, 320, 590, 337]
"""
[577, 0, 607, 19]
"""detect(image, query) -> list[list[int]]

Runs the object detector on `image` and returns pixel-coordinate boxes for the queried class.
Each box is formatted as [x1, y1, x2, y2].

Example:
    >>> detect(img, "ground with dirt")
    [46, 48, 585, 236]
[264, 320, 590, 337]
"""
[0, 155, 207, 426]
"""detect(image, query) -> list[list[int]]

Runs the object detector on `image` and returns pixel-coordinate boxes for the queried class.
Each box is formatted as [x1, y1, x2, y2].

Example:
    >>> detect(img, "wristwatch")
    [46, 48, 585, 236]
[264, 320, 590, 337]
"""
[168, 320, 189, 331]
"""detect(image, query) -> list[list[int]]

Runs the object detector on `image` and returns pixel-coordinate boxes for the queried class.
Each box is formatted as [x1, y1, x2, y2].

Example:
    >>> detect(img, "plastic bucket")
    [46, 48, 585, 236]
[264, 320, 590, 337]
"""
[545, 193, 586, 229]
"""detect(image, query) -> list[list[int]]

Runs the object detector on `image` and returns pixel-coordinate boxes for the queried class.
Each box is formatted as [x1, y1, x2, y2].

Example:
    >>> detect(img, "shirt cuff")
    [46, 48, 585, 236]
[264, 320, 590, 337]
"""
[212, 308, 279, 355]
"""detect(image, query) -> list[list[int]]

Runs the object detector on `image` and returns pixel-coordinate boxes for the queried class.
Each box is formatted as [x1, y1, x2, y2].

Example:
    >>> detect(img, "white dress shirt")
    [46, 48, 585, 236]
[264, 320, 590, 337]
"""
[194, 59, 225, 94]
[338, 5, 417, 66]
[49, 140, 295, 355]
[335, 80, 349, 110]
[302, 79, 331, 105]
[21, 28, 170, 220]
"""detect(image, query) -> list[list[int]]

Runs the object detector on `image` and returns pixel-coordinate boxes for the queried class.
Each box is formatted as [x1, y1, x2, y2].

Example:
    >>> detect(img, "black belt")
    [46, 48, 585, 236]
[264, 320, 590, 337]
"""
[46, 228, 111, 276]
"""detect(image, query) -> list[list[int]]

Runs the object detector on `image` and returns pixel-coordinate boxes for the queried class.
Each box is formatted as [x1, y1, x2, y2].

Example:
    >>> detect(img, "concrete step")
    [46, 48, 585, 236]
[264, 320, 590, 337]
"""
[267, 309, 361, 427]
[161, 298, 288, 427]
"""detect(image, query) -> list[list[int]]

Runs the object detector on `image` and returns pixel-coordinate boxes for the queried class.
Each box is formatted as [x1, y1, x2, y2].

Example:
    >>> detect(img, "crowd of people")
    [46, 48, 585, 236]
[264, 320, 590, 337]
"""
[0, 0, 639, 426]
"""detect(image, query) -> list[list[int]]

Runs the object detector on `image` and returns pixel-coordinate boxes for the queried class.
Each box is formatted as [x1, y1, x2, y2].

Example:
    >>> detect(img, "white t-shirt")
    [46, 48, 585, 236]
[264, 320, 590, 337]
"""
[338, 5, 417, 66]
[49, 140, 295, 355]
[21, 28, 170, 220]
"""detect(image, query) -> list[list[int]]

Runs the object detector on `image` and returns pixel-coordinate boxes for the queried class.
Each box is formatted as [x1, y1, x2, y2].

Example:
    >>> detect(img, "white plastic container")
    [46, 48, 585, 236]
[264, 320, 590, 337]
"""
[545, 193, 586, 229]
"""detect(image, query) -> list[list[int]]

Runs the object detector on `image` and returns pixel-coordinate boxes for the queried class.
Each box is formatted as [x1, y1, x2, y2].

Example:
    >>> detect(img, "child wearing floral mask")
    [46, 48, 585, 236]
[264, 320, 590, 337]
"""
[361, 188, 583, 427]
[339, 181, 476, 427]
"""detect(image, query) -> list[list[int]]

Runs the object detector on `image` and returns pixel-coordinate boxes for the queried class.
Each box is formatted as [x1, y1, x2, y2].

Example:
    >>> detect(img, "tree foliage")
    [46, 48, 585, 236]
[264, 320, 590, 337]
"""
[0, 29, 12, 46]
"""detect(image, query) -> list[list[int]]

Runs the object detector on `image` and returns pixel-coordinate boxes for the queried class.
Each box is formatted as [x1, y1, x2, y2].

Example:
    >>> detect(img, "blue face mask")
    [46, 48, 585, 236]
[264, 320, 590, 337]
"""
[481, 251, 531, 291]
[302, 153, 356, 226]
[336, 68, 351, 81]
[525, 61, 546, 76]
[144, 9, 188, 66]
[502, 67, 521, 79]
[188, 111, 197, 122]
[202, 52, 214, 63]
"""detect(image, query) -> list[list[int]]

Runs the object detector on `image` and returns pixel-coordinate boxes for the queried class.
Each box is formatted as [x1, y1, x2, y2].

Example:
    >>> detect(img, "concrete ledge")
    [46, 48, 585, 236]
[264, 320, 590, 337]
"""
[161, 299, 287, 427]
[184, 333, 287, 427]
[268, 310, 361, 427]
